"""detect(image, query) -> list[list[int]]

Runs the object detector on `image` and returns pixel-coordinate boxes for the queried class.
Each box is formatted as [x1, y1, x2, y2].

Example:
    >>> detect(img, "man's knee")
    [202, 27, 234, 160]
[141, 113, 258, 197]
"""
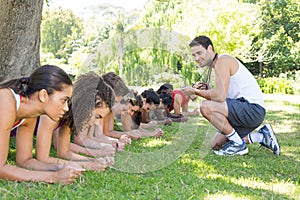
[200, 100, 212, 118]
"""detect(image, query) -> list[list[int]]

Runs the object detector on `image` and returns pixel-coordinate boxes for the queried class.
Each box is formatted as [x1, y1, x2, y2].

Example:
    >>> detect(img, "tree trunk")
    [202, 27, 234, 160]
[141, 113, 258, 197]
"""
[0, 0, 43, 82]
[118, 35, 124, 79]
[259, 61, 263, 78]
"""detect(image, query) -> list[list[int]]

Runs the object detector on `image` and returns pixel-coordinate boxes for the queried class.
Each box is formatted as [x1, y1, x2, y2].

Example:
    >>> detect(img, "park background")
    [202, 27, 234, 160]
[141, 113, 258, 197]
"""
[0, 0, 299, 199]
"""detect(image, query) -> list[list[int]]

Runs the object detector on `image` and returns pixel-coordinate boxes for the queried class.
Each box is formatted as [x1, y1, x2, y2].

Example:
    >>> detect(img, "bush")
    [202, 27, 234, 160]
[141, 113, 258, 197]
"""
[258, 74, 295, 94]
[291, 70, 300, 95]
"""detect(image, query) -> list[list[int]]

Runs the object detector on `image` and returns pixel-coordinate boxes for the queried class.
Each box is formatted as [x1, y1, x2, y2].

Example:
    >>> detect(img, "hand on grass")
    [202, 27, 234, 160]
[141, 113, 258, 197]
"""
[119, 134, 132, 145]
[154, 128, 163, 138]
[127, 130, 142, 140]
[56, 164, 85, 184]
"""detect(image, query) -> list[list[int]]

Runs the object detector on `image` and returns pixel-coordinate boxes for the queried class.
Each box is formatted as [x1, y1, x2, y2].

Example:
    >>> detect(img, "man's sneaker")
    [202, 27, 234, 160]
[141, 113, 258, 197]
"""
[214, 140, 248, 156]
[259, 123, 280, 155]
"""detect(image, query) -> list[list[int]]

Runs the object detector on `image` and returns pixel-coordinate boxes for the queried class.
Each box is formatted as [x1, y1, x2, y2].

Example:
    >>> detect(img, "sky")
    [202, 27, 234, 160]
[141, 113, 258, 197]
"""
[48, 0, 149, 13]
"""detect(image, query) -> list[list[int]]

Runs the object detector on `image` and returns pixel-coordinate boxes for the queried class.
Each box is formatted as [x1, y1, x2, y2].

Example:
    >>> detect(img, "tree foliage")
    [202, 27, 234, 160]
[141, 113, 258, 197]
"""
[41, 7, 83, 60]
[252, 0, 300, 77]
[40, 0, 300, 86]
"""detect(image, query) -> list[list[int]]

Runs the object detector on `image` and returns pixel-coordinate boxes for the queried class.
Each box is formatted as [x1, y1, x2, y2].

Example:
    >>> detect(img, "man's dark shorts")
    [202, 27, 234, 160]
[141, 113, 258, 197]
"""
[226, 97, 266, 138]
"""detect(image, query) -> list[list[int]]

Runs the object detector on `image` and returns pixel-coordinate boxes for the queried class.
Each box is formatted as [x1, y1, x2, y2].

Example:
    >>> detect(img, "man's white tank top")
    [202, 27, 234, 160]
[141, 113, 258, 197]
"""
[225, 55, 265, 108]
[9, 88, 26, 130]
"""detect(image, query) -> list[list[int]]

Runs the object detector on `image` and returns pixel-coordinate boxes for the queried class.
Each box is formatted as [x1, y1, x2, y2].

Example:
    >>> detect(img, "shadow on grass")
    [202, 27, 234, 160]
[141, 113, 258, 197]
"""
[267, 110, 300, 121]
[265, 100, 300, 109]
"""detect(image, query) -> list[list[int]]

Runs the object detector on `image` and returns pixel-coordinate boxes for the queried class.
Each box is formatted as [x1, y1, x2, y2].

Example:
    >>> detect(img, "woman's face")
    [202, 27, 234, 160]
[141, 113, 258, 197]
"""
[45, 84, 73, 122]
[142, 102, 156, 113]
[111, 96, 128, 115]
[87, 104, 110, 126]
[166, 88, 173, 96]
[128, 103, 140, 116]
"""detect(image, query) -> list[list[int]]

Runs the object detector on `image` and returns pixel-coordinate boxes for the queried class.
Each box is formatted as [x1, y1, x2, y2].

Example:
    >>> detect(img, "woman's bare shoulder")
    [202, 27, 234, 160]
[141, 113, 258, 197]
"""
[0, 88, 16, 108]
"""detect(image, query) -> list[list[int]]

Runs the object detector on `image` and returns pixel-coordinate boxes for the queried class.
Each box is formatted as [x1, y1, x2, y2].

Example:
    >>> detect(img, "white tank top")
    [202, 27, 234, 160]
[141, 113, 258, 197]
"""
[225, 56, 265, 108]
[9, 88, 26, 130]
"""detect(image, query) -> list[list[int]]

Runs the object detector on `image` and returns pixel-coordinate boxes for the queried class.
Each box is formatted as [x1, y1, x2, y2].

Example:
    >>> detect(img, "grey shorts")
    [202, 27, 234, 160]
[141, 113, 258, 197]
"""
[226, 97, 266, 138]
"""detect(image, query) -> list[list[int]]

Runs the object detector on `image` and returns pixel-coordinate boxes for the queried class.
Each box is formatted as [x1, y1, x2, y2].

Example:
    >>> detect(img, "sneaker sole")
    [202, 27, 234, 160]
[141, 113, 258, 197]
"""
[265, 123, 280, 155]
[213, 147, 248, 156]
[236, 148, 248, 155]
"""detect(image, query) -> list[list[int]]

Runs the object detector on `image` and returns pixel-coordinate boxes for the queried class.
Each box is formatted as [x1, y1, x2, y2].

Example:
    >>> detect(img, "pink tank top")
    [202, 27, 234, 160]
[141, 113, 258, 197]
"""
[169, 90, 188, 112]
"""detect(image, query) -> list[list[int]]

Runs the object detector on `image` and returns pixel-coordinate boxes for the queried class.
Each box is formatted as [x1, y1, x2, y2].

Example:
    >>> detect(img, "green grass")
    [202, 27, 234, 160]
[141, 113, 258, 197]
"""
[1, 94, 299, 200]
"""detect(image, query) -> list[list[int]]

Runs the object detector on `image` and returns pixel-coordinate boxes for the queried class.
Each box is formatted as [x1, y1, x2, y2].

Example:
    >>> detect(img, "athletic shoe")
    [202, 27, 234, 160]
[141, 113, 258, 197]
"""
[259, 123, 280, 155]
[214, 140, 248, 156]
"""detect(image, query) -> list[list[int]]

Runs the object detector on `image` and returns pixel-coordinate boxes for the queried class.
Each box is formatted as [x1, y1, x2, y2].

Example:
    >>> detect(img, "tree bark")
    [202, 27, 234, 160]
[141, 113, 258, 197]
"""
[118, 35, 124, 79]
[0, 0, 43, 81]
[259, 61, 263, 78]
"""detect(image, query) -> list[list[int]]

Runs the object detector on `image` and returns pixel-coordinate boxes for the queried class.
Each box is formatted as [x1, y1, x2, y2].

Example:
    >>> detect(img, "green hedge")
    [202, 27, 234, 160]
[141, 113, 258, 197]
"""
[258, 76, 295, 94]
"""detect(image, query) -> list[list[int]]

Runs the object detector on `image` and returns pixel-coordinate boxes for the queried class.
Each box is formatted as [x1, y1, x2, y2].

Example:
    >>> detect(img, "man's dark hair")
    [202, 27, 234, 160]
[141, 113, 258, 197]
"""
[189, 35, 214, 51]
[141, 89, 160, 105]
[159, 92, 172, 108]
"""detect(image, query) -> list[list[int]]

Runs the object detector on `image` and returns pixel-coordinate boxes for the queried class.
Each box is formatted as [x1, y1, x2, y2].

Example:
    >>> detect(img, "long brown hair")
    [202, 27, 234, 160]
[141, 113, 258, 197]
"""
[0, 65, 72, 96]
[64, 72, 115, 135]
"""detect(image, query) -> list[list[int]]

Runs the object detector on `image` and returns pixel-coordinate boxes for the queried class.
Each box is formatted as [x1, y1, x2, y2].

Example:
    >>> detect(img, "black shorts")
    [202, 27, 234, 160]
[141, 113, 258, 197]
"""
[226, 97, 266, 138]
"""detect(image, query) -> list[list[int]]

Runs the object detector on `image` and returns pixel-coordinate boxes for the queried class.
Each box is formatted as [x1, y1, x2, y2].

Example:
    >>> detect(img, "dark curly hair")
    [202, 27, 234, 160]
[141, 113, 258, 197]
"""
[63, 72, 115, 135]
[129, 91, 143, 126]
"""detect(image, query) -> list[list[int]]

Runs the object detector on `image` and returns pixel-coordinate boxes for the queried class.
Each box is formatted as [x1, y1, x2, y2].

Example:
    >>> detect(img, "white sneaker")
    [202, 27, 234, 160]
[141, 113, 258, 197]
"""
[259, 123, 280, 155]
[214, 140, 248, 156]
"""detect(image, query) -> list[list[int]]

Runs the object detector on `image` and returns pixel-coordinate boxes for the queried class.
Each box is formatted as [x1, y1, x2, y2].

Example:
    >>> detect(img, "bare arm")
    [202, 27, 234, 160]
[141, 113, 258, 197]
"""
[121, 112, 132, 131]
[16, 118, 65, 171]
[57, 125, 92, 161]
[103, 113, 124, 139]
[0, 93, 56, 182]
[173, 94, 183, 115]
[138, 127, 163, 138]
[94, 124, 118, 144]
[182, 57, 232, 102]
[195, 57, 231, 102]
[57, 125, 110, 171]
[0, 89, 83, 184]
[36, 115, 70, 165]
[181, 98, 199, 116]
[104, 113, 140, 140]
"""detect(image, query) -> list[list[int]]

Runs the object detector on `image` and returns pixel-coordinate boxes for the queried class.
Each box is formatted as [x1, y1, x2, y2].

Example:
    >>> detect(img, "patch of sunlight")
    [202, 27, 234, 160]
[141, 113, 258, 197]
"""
[180, 154, 216, 172]
[273, 123, 298, 134]
[204, 194, 251, 200]
[281, 146, 300, 161]
[140, 139, 171, 148]
[229, 177, 298, 199]
[9, 149, 16, 153]
[264, 94, 300, 113]
[205, 173, 224, 180]
[267, 104, 299, 113]
[201, 173, 298, 199]
[264, 94, 300, 104]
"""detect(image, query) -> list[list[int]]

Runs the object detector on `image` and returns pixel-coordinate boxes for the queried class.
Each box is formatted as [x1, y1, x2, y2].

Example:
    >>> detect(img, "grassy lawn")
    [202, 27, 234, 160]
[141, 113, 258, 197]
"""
[1, 94, 299, 200]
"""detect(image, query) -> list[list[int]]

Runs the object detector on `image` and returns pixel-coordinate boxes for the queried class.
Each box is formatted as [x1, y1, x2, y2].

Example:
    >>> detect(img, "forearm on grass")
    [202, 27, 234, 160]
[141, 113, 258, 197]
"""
[0, 164, 58, 183]
[17, 158, 62, 171]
